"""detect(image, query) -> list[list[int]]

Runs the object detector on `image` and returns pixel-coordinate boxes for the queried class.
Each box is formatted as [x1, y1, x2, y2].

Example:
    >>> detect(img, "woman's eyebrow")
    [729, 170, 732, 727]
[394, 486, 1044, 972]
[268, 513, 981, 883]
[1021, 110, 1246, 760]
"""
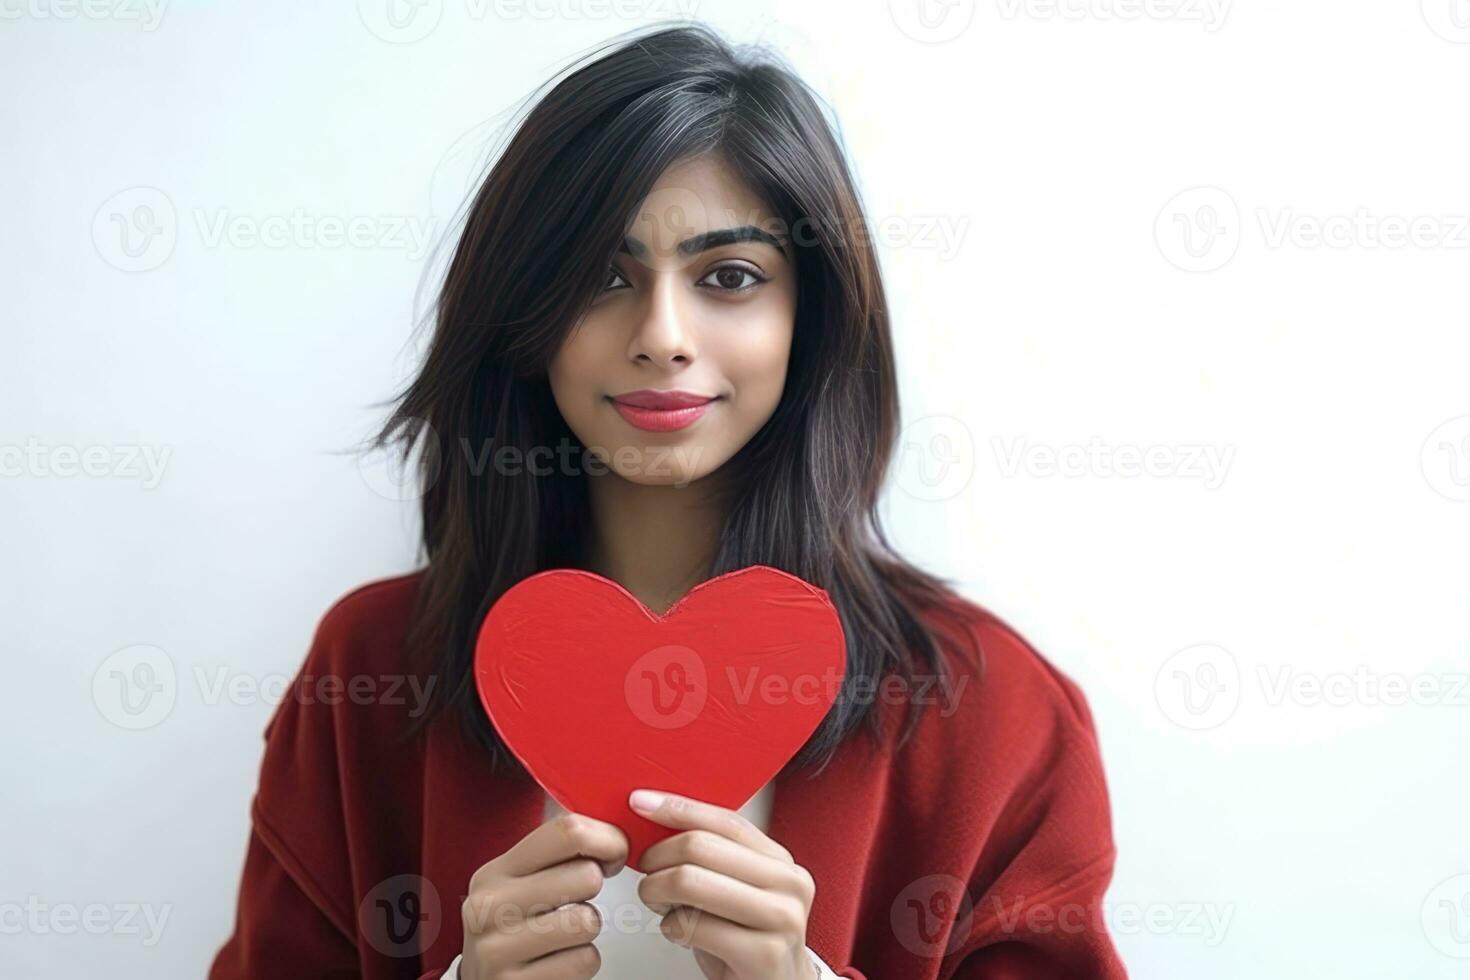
[678, 225, 786, 256]
[618, 225, 788, 258]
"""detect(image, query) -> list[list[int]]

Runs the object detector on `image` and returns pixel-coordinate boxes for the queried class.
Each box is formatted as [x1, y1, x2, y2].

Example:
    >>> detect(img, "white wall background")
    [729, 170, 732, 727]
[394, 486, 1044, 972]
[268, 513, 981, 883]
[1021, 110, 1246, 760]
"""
[4, 1, 1469, 976]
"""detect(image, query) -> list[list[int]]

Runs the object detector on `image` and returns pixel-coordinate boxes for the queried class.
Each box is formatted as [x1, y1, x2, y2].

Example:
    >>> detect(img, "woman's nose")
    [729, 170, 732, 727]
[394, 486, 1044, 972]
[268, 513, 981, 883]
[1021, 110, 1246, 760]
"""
[628, 274, 696, 367]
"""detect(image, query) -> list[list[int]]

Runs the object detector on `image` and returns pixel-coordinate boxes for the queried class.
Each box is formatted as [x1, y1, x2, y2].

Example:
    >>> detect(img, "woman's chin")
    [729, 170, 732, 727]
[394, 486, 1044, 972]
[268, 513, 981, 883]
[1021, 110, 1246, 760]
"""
[587, 442, 722, 489]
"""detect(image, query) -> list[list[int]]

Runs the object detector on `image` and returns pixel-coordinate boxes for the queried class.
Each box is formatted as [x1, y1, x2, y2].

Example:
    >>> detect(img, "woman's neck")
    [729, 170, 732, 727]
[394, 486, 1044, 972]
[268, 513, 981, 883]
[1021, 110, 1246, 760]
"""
[582, 471, 728, 615]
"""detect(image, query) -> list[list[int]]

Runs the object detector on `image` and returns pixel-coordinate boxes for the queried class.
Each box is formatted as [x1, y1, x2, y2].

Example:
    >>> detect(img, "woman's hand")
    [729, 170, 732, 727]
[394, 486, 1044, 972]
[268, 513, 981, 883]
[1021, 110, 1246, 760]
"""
[630, 789, 819, 980]
[458, 812, 628, 980]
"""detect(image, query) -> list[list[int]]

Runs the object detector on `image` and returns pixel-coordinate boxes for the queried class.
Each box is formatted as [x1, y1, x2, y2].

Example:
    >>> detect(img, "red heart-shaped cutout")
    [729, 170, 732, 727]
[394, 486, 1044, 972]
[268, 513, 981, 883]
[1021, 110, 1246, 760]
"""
[474, 565, 846, 871]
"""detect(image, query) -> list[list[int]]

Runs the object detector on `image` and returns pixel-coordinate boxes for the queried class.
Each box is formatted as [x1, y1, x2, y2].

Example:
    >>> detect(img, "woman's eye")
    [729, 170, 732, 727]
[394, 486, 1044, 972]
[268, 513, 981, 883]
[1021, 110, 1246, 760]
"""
[603, 267, 630, 291]
[698, 265, 765, 293]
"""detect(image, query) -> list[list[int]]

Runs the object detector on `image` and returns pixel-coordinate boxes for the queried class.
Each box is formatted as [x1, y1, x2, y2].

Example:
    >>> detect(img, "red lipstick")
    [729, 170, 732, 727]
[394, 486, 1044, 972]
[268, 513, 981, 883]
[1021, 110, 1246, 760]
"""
[609, 389, 717, 432]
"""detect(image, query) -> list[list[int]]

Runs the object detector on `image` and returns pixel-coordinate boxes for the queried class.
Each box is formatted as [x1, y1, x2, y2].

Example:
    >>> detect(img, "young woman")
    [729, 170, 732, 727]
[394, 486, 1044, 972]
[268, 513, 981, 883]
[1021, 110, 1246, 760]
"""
[210, 23, 1127, 980]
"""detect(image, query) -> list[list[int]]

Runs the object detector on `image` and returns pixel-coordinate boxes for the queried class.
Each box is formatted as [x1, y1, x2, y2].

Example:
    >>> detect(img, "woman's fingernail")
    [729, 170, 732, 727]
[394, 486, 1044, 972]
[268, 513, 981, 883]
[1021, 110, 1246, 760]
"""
[629, 789, 666, 814]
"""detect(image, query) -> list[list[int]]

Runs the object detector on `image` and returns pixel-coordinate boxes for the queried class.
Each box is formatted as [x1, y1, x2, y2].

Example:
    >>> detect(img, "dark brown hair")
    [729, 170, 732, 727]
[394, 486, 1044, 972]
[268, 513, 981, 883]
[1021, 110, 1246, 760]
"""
[370, 22, 979, 777]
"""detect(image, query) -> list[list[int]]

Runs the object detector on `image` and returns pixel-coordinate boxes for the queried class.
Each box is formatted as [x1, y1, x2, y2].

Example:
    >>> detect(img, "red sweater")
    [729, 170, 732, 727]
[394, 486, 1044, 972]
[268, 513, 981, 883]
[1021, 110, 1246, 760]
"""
[209, 572, 1127, 979]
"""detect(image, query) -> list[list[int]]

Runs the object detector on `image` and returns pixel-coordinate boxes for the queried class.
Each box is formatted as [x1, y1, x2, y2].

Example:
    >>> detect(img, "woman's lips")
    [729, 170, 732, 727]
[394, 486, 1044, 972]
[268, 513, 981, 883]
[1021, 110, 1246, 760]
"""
[608, 390, 718, 432]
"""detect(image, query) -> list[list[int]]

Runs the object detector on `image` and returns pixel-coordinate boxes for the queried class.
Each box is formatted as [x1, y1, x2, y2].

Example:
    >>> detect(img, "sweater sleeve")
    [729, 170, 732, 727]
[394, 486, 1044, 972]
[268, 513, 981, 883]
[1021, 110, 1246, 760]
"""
[947, 853, 1123, 979]
[208, 597, 366, 978]
[207, 820, 361, 978]
[943, 662, 1128, 979]
[208, 589, 452, 980]
[207, 818, 452, 979]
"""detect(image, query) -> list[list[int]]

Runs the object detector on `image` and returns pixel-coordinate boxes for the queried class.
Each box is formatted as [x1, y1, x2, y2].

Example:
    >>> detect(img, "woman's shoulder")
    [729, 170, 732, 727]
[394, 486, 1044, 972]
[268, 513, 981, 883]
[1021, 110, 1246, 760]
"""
[245, 571, 437, 943]
[310, 569, 427, 658]
[886, 590, 1118, 874]
[906, 589, 1107, 769]
[262, 569, 430, 741]
[936, 592, 1098, 725]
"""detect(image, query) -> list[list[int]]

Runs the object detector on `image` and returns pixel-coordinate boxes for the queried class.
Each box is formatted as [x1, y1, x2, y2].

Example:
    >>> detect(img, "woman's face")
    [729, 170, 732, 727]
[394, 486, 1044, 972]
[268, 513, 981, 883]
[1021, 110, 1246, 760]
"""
[548, 153, 797, 487]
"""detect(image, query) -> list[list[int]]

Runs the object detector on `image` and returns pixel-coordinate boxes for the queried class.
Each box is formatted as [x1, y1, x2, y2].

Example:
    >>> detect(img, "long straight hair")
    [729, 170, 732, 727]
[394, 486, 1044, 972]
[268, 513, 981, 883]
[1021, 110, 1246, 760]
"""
[372, 23, 980, 777]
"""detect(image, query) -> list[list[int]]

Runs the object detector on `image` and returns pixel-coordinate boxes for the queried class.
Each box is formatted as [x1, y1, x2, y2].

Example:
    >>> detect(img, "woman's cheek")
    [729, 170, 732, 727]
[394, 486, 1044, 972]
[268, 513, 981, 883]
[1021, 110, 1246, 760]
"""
[712, 308, 795, 427]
